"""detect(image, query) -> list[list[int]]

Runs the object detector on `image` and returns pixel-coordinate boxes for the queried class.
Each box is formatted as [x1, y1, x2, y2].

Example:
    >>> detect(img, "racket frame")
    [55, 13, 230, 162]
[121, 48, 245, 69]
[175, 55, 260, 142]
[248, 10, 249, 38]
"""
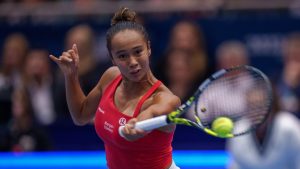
[119, 65, 273, 138]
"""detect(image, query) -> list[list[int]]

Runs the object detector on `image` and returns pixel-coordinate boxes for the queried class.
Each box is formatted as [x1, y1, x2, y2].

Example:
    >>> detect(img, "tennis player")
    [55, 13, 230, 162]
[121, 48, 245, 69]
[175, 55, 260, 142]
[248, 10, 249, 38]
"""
[50, 7, 181, 169]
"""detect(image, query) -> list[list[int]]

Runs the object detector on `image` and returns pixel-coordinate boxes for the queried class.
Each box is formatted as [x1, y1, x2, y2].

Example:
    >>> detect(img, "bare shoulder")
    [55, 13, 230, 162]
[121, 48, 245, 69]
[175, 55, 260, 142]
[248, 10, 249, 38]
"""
[97, 66, 120, 91]
[151, 83, 181, 113]
[156, 83, 179, 98]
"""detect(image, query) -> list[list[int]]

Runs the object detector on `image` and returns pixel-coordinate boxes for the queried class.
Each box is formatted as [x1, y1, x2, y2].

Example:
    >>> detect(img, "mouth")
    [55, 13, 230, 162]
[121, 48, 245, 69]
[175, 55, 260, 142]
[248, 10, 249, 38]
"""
[129, 69, 141, 75]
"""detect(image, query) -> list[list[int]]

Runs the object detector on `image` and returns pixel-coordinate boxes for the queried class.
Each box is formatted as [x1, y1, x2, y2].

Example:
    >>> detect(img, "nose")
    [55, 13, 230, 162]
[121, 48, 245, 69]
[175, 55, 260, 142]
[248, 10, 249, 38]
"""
[128, 56, 138, 68]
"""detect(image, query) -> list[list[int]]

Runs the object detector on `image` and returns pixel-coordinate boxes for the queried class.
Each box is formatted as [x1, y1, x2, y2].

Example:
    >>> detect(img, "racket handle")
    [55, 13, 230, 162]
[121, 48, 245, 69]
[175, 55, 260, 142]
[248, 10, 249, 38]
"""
[118, 115, 168, 138]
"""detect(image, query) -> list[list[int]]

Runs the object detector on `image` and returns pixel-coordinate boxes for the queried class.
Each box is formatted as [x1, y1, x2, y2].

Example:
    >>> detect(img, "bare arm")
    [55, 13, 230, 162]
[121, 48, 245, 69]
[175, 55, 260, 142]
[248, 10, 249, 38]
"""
[122, 91, 181, 141]
[50, 44, 106, 125]
[137, 92, 181, 132]
[64, 75, 102, 125]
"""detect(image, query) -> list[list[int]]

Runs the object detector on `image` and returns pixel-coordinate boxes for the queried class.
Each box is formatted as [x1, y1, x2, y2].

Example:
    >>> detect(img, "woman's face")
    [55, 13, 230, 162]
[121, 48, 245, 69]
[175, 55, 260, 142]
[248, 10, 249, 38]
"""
[110, 30, 150, 82]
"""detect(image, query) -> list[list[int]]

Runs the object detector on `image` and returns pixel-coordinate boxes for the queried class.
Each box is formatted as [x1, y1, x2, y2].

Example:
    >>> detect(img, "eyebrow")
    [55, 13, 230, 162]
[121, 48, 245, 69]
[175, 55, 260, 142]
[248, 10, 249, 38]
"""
[115, 45, 144, 54]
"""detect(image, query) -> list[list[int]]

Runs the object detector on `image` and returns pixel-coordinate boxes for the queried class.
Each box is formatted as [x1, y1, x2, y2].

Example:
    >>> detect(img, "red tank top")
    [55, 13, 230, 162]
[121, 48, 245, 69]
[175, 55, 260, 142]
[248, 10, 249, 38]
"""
[94, 75, 174, 169]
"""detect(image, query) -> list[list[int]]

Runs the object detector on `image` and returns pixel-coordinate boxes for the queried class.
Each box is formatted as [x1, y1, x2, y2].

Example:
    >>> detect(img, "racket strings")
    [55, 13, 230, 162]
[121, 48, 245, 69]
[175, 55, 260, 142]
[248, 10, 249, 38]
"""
[195, 68, 271, 135]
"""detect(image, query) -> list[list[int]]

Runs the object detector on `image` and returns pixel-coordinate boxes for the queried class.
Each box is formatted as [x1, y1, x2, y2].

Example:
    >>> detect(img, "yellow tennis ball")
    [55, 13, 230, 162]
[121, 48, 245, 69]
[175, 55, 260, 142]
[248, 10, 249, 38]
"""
[212, 117, 234, 137]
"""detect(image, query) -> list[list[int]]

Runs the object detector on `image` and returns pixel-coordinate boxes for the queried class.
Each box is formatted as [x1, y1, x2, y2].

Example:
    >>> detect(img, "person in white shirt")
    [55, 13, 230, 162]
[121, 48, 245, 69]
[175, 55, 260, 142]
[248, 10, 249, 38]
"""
[226, 89, 300, 169]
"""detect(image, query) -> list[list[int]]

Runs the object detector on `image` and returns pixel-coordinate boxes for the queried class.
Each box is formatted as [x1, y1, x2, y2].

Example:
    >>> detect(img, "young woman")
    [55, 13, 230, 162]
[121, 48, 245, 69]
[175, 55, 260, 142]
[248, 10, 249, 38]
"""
[50, 7, 181, 169]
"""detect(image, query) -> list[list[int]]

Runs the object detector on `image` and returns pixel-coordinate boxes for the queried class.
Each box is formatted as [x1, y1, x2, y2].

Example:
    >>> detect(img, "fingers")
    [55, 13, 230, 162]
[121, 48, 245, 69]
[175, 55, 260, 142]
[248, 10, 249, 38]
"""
[49, 54, 60, 63]
[68, 49, 79, 67]
[62, 52, 73, 62]
[123, 125, 145, 137]
[123, 119, 136, 135]
[50, 53, 72, 63]
[49, 52, 73, 64]
[123, 119, 146, 136]
[72, 44, 79, 55]
[50, 43, 79, 65]
[65, 44, 79, 66]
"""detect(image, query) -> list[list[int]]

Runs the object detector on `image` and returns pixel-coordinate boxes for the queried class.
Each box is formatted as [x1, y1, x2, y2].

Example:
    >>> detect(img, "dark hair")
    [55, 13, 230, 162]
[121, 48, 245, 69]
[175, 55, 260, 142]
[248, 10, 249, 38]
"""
[106, 7, 149, 57]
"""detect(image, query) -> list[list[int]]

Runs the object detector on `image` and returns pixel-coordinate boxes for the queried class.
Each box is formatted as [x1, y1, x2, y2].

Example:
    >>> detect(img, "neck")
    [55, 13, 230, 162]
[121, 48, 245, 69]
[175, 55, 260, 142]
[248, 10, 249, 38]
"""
[121, 71, 156, 95]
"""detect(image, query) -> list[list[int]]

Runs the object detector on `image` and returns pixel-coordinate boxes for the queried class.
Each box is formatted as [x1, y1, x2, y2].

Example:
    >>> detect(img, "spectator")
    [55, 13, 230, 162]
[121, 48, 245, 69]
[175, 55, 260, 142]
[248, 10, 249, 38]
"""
[155, 21, 210, 102]
[163, 49, 202, 101]
[214, 41, 252, 104]
[215, 40, 249, 70]
[197, 40, 253, 122]
[22, 49, 57, 125]
[0, 33, 29, 87]
[64, 24, 111, 94]
[276, 32, 300, 118]
[0, 87, 52, 152]
[0, 33, 29, 126]
[167, 20, 208, 77]
[226, 88, 300, 169]
[55, 24, 111, 117]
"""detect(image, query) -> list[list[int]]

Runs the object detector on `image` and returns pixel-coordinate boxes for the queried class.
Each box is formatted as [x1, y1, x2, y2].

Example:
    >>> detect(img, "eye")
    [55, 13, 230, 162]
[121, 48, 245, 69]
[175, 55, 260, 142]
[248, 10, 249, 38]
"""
[134, 49, 143, 56]
[117, 54, 128, 59]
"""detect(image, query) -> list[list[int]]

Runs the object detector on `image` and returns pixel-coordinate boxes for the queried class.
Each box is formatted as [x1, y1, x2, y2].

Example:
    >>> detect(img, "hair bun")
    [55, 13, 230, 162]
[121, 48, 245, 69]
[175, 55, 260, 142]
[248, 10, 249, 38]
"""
[111, 7, 136, 26]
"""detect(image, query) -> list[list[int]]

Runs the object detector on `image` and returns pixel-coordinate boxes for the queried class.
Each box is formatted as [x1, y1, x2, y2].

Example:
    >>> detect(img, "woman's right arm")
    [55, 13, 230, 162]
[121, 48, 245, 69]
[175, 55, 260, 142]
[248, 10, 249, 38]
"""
[50, 44, 111, 125]
[64, 74, 101, 125]
[68, 67, 119, 125]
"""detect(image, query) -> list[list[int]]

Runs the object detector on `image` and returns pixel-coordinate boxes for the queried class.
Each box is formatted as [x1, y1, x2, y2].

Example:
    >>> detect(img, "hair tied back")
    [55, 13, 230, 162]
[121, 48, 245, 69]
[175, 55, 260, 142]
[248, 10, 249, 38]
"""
[111, 7, 136, 26]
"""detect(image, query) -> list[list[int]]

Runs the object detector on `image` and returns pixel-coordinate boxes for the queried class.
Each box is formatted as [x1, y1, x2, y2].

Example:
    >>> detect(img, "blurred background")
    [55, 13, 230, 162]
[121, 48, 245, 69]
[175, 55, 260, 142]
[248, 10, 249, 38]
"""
[0, 0, 300, 169]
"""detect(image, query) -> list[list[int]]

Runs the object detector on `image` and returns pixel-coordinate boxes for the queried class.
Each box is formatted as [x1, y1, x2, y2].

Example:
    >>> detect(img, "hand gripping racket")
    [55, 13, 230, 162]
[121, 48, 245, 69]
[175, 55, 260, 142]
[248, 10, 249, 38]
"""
[119, 65, 273, 138]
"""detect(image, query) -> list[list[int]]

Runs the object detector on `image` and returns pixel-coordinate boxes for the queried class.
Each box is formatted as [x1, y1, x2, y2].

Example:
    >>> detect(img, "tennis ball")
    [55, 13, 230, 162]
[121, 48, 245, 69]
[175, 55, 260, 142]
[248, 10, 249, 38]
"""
[212, 117, 233, 137]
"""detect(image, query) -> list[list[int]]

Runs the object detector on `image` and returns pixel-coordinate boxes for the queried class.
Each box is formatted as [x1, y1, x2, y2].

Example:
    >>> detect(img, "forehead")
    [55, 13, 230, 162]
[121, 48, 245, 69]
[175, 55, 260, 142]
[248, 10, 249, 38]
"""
[111, 30, 146, 51]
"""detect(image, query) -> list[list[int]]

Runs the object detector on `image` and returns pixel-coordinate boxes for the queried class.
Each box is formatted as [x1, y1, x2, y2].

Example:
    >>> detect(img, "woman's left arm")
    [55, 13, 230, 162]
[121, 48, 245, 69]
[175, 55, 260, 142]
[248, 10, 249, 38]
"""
[122, 92, 181, 141]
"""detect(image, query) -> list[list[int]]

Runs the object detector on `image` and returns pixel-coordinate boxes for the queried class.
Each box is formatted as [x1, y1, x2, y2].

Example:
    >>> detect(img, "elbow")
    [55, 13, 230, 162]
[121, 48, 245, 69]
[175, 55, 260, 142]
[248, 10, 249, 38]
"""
[73, 119, 87, 126]
[71, 115, 89, 126]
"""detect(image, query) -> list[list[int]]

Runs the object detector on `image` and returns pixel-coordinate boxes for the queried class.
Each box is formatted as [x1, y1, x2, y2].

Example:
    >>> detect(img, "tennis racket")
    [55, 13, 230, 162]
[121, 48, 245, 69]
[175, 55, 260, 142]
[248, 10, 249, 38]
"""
[119, 65, 273, 138]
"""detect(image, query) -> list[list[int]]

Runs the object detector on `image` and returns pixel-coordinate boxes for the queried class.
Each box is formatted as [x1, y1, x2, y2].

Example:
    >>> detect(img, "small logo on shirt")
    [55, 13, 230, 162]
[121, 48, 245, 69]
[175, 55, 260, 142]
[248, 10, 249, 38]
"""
[98, 107, 105, 114]
[119, 117, 127, 126]
[104, 121, 114, 133]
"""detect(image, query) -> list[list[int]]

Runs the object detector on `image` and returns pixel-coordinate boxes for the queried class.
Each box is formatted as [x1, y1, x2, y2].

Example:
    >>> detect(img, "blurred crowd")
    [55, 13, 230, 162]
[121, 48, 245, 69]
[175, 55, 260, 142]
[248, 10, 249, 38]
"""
[0, 24, 112, 151]
[0, 4, 300, 168]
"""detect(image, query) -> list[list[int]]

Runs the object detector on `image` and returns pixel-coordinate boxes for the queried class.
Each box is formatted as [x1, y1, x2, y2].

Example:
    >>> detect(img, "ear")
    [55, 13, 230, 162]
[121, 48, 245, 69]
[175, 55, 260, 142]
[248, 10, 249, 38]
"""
[147, 41, 151, 56]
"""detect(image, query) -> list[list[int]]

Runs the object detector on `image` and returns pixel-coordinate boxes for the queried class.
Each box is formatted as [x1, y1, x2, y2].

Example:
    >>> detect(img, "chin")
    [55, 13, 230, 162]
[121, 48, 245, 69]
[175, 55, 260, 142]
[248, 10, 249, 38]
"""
[130, 74, 146, 82]
[131, 76, 143, 82]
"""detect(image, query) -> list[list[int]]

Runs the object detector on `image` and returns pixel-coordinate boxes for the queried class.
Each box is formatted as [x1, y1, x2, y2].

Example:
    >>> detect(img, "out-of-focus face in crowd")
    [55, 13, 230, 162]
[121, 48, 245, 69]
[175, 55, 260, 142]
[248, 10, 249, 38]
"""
[282, 33, 300, 88]
[24, 50, 50, 79]
[2, 33, 29, 73]
[216, 41, 249, 69]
